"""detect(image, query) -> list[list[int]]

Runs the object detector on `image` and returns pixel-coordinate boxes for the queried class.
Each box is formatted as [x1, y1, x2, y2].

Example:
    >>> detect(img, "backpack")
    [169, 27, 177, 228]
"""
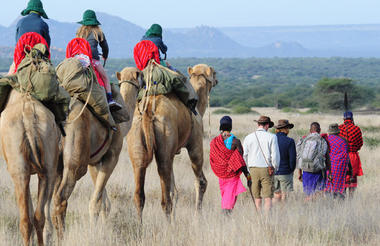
[297, 134, 326, 173]
[16, 43, 59, 102]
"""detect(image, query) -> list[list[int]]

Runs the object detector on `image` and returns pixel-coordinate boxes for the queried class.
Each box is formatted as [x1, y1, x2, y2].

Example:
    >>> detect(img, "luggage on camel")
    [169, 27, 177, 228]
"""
[56, 57, 124, 128]
[134, 40, 198, 115]
[137, 60, 198, 115]
[0, 44, 69, 124]
[297, 134, 327, 173]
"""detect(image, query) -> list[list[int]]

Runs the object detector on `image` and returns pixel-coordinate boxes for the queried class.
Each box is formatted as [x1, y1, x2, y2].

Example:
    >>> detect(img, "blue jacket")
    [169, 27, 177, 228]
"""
[16, 13, 51, 47]
[275, 132, 296, 175]
[141, 35, 167, 57]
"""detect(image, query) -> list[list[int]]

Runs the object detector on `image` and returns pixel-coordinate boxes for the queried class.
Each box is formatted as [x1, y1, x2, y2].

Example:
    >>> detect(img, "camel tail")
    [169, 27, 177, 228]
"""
[21, 104, 45, 178]
[141, 112, 155, 164]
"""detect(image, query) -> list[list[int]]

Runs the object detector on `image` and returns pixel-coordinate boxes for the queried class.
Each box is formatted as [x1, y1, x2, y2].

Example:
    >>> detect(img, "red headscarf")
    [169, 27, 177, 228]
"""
[65, 37, 93, 60]
[65, 37, 105, 87]
[13, 32, 50, 73]
[133, 40, 160, 70]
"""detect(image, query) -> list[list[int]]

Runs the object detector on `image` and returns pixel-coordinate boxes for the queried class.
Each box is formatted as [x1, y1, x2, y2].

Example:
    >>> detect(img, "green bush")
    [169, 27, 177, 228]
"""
[232, 105, 252, 114]
[281, 107, 300, 113]
[364, 136, 380, 149]
[212, 109, 231, 114]
[304, 108, 319, 114]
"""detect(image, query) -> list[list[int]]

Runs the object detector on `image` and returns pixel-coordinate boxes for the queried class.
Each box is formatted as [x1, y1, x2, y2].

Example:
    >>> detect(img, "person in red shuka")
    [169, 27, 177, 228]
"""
[209, 116, 252, 214]
[339, 111, 363, 196]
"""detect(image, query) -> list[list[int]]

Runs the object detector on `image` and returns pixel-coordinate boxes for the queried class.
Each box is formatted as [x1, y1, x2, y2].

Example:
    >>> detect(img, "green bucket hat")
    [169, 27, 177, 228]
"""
[78, 9, 101, 26]
[145, 24, 163, 38]
[21, 0, 48, 19]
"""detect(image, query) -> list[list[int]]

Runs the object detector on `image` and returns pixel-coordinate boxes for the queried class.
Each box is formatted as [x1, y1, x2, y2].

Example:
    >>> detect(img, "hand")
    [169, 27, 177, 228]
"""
[298, 174, 303, 182]
[246, 174, 252, 188]
[328, 174, 332, 182]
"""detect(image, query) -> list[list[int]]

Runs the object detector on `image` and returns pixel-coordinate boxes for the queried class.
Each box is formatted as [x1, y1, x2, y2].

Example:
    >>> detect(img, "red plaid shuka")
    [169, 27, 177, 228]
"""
[65, 38, 104, 87]
[13, 32, 50, 73]
[339, 119, 363, 152]
[339, 119, 363, 182]
[133, 40, 160, 71]
[325, 135, 349, 194]
[210, 135, 247, 179]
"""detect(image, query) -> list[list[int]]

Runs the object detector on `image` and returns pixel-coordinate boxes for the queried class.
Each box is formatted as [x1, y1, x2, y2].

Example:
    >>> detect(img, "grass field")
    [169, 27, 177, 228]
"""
[1, 108, 380, 245]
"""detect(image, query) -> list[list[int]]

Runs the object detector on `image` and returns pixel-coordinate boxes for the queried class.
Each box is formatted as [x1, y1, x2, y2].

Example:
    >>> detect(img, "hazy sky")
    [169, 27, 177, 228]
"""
[1, 0, 380, 28]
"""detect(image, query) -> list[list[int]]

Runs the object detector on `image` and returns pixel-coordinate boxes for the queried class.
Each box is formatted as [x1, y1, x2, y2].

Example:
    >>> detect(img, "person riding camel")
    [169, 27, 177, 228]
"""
[76, 9, 122, 111]
[134, 23, 198, 115]
[8, 0, 50, 74]
[141, 24, 169, 66]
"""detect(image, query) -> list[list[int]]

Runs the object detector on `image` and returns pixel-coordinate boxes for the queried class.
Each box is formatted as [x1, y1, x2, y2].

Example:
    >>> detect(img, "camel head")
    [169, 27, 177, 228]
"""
[116, 67, 143, 90]
[187, 64, 218, 93]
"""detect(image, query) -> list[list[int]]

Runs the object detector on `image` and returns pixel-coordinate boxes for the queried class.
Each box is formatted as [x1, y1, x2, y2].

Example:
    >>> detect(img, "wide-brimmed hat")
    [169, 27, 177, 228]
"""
[78, 9, 101, 26]
[145, 24, 163, 38]
[274, 119, 294, 129]
[21, 0, 48, 19]
[328, 123, 340, 135]
[254, 116, 274, 128]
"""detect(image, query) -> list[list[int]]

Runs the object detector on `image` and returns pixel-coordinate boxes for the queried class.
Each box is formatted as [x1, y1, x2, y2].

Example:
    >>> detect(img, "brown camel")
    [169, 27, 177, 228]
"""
[0, 90, 60, 246]
[52, 67, 141, 237]
[127, 64, 218, 220]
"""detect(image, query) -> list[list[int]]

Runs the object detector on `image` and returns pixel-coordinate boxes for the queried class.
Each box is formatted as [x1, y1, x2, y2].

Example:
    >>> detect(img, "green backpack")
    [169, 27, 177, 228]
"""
[16, 43, 60, 101]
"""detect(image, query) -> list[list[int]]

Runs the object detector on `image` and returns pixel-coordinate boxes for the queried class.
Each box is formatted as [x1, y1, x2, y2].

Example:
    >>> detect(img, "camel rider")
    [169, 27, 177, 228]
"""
[16, 0, 50, 47]
[8, 0, 50, 75]
[76, 9, 122, 111]
[141, 24, 168, 65]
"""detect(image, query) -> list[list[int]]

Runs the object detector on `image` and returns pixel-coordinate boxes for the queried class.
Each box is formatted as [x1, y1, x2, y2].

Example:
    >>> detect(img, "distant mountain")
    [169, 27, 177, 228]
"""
[2, 13, 380, 58]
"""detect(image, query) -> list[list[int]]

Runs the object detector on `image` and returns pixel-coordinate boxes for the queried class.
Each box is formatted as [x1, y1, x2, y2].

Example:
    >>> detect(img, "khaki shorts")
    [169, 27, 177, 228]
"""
[249, 167, 274, 199]
[274, 174, 294, 193]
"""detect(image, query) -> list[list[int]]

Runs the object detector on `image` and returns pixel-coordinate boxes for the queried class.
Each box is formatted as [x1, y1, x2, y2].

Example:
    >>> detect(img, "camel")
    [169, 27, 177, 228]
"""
[0, 90, 60, 246]
[52, 67, 141, 237]
[127, 64, 218, 220]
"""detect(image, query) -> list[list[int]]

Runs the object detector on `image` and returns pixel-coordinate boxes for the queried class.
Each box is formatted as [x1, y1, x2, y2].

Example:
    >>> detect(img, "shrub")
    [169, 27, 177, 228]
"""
[364, 136, 380, 149]
[212, 109, 231, 114]
[232, 105, 251, 114]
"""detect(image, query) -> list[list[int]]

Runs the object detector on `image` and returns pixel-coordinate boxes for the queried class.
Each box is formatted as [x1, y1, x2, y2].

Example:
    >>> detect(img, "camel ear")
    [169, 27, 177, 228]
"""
[132, 71, 139, 80]
[116, 72, 121, 81]
[187, 67, 193, 76]
[206, 67, 213, 77]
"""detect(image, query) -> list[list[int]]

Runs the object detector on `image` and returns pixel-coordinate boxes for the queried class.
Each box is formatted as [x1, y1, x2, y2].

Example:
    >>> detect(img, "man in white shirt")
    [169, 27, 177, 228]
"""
[243, 116, 280, 212]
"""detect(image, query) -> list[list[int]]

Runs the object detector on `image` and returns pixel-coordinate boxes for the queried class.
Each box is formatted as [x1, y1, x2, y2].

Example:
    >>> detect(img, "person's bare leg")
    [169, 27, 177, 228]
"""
[255, 198, 262, 212]
[264, 198, 272, 212]
[281, 192, 287, 201]
[273, 192, 282, 204]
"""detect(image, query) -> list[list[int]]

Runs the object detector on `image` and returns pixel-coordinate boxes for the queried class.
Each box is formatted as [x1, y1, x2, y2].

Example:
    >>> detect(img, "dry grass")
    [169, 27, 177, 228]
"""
[1, 108, 380, 245]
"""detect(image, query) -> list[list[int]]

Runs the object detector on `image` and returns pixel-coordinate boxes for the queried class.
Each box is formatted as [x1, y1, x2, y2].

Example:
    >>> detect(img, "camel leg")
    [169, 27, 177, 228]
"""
[43, 169, 57, 245]
[88, 165, 111, 221]
[88, 150, 119, 224]
[155, 152, 174, 219]
[53, 165, 80, 239]
[186, 139, 207, 211]
[34, 175, 48, 246]
[10, 171, 33, 246]
[131, 162, 147, 222]
[170, 172, 178, 221]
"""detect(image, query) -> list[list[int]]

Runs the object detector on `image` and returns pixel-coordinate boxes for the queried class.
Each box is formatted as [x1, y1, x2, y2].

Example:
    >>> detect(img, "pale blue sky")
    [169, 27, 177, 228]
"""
[1, 0, 379, 28]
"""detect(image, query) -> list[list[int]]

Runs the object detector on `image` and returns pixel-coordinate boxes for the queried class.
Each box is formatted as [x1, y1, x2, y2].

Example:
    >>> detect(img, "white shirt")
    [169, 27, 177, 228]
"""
[243, 128, 280, 169]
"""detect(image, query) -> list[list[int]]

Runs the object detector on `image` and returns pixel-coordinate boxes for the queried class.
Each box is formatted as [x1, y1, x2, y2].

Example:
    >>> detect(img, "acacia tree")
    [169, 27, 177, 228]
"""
[314, 78, 372, 110]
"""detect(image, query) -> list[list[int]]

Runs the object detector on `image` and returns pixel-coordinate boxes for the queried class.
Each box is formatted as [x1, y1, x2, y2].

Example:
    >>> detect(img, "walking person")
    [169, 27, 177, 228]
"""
[297, 122, 330, 201]
[243, 116, 280, 212]
[76, 9, 122, 110]
[339, 111, 363, 196]
[325, 124, 350, 199]
[273, 119, 296, 203]
[209, 116, 252, 214]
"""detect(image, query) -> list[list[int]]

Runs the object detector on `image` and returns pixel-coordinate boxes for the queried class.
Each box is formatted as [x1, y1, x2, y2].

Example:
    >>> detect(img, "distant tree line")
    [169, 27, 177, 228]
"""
[1, 57, 379, 111]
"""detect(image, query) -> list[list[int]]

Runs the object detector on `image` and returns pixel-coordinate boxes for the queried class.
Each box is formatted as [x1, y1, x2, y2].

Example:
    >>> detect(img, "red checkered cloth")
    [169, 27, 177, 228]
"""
[13, 32, 50, 73]
[325, 135, 349, 194]
[133, 40, 160, 71]
[65, 38, 104, 87]
[339, 119, 363, 152]
[209, 135, 246, 179]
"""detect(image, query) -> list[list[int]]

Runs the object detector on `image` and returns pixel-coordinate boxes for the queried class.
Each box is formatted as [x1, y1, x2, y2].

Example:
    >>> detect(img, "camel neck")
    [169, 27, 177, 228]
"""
[190, 76, 209, 117]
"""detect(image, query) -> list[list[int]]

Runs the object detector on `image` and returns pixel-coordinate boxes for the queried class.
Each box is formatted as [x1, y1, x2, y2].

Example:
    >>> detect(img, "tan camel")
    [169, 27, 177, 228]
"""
[127, 64, 218, 220]
[0, 90, 60, 246]
[52, 67, 141, 237]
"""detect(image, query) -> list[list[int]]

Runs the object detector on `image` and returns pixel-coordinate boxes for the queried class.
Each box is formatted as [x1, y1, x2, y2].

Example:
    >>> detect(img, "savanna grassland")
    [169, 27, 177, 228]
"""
[0, 108, 380, 246]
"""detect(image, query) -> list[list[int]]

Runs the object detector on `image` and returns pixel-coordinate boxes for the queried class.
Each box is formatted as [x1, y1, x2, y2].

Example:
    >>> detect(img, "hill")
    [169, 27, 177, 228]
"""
[2, 13, 380, 58]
